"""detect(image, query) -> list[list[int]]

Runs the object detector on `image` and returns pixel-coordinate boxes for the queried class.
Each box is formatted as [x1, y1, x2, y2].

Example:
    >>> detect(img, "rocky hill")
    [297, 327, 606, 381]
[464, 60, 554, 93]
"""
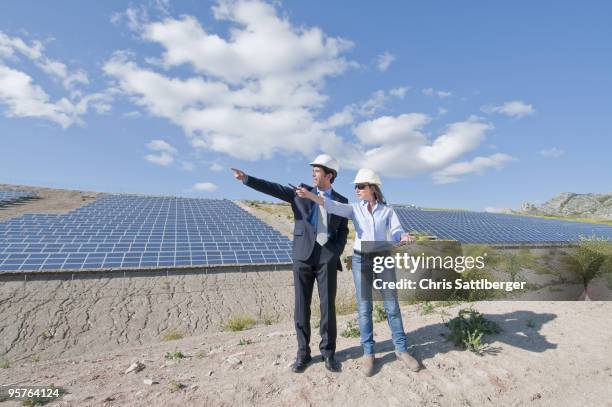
[520, 192, 612, 220]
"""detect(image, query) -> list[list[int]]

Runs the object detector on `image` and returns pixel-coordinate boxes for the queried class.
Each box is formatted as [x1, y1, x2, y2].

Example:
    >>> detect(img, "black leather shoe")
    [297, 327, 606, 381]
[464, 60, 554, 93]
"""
[323, 356, 341, 372]
[291, 355, 312, 373]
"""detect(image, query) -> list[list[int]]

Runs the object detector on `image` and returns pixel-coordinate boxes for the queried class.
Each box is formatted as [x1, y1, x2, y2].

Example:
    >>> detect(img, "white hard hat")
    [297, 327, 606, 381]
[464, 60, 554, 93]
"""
[353, 168, 382, 186]
[309, 154, 339, 173]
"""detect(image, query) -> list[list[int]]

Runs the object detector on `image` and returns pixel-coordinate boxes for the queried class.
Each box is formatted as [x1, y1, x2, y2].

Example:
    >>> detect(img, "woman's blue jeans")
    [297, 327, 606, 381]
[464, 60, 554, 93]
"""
[351, 252, 408, 355]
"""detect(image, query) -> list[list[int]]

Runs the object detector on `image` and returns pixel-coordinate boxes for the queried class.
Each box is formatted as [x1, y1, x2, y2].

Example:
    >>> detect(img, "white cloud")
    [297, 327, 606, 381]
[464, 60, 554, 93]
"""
[481, 100, 535, 118]
[539, 147, 564, 158]
[353, 113, 429, 145]
[484, 207, 511, 214]
[323, 116, 495, 178]
[389, 86, 408, 99]
[124, 110, 141, 118]
[209, 162, 224, 172]
[181, 161, 195, 171]
[192, 182, 218, 192]
[145, 152, 174, 166]
[105, 0, 355, 161]
[356, 90, 387, 116]
[144, 139, 177, 166]
[376, 52, 395, 72]
[422, 88, 452, 98]
[432, 153, 515, 184]
[147, 139, 177, 153]
[0, 31, 111, 127]
[0, 65, 75, 127]
[107, 1, 510, 183]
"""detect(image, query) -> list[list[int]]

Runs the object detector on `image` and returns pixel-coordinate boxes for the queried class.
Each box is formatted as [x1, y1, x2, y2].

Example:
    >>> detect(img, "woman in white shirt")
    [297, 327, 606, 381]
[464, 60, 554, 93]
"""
[296, 168, 420, 376]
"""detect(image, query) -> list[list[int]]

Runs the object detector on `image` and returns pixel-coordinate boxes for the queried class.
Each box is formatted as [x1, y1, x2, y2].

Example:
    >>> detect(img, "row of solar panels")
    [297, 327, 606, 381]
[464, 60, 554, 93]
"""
[394, 208, 612, 244]
[0, 195, 293, 272]
[2, 193, 612, 273]
[0, 190, 37, 206]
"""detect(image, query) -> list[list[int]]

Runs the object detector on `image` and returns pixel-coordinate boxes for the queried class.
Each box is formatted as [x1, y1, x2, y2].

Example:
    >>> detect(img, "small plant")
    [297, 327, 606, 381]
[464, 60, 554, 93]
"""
[40, 329, 54, 340]
[224, 315, 256, 331]
[340, 320, 360, 338]
[195, 351, 206, 359]
[419, 301, 435, 315]
[336, 296, 357, 315]
[31, 355, 40, 363]
[373, 303, 387, 323]
[164, 349, 185, 360]
[445, 308, 501, 354]
[19, 385, 65, 406]
[261, 313, 278, 326]
[168, 380, 187, 393]
[162, 330, 184, 341]
[0, 360, 9, 369]
[526, 318, 535, 328]
[238, 338, 253, 346]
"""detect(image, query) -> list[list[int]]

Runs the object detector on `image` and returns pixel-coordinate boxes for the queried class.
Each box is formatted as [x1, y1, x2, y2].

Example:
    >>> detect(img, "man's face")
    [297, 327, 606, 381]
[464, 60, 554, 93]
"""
[311, 166, 332, 188]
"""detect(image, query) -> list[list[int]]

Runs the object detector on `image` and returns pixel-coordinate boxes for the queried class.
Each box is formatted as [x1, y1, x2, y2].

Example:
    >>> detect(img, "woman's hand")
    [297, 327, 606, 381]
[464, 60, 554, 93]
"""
[295, 187, 323, 205]
[400, 233, 415, 244]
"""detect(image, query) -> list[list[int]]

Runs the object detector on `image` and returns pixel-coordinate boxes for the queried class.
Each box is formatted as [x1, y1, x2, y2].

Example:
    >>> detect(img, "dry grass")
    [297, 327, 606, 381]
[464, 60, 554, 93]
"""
[162, 330, 185, 341]
[224, 315, 256, 332]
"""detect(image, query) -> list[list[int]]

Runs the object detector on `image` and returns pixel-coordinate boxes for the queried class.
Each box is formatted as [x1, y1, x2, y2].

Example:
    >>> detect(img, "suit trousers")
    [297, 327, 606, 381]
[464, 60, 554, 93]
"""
[292, 242, 338, 359]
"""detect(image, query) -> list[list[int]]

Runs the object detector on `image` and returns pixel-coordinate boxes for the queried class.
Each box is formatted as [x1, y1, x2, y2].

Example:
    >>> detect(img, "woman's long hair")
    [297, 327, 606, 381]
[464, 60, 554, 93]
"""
[370, 184, 387, 205]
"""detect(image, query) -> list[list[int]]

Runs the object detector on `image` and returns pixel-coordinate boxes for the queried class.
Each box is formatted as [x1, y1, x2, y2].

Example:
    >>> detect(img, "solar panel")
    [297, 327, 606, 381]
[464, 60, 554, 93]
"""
[0, 195, 292, 272]
[0, 189, 36, 206]
[394, 207, 612, 244]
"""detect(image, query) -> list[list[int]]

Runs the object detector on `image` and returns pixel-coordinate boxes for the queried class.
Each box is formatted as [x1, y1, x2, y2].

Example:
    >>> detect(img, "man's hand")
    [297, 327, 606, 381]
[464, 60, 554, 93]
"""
[231, 168, 247, 182]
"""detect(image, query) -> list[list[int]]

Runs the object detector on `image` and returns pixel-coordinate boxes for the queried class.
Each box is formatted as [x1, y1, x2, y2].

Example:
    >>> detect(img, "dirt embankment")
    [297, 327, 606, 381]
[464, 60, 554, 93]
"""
[0, 270, 356, 362]
[0, 184, 100, 221]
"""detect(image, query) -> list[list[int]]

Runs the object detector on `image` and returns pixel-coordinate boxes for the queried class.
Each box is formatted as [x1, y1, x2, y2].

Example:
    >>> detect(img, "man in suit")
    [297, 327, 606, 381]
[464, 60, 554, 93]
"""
[231, 154, 349, 373]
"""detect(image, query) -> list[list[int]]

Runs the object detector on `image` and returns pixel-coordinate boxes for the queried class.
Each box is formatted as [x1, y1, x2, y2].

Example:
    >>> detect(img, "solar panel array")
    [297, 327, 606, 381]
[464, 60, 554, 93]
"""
[0, 195, 292, 272]
[0, 189, 36, 206]
[394, 207, 612, 244]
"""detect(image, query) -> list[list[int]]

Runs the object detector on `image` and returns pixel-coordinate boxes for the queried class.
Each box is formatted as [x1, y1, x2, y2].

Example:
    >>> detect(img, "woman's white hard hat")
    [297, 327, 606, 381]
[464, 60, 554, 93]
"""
[353, 168, 382, 186]
[309, 154, 339, 173]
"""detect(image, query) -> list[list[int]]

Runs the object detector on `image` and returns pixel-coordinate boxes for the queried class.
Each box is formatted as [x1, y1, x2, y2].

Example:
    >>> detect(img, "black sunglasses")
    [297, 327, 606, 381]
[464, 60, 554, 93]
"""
[354, 184, 370, 190]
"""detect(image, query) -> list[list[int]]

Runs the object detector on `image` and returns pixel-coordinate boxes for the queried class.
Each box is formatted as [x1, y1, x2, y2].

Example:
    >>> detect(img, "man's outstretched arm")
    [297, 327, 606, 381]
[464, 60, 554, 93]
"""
[231, 168, 295, 203]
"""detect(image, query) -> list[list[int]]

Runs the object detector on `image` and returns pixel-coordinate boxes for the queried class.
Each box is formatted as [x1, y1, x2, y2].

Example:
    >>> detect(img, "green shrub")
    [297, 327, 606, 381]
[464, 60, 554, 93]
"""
[445, 308, 501, 354]
[373, 303, 387, 322]
[164, 349, 185, 360]
[340, 320, 360, 338]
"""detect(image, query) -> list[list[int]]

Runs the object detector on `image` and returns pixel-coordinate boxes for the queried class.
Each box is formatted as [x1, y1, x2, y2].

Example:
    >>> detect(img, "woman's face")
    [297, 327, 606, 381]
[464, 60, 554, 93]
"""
[355, 183, 373, 201]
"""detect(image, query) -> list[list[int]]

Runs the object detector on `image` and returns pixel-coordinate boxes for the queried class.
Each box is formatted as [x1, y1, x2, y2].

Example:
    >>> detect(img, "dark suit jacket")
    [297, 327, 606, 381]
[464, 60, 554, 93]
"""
[244, 175, 349, 270]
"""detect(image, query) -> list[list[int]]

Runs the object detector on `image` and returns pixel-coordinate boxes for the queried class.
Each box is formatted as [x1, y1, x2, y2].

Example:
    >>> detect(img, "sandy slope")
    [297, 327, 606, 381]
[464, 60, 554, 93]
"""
[1, 301, 611, 407]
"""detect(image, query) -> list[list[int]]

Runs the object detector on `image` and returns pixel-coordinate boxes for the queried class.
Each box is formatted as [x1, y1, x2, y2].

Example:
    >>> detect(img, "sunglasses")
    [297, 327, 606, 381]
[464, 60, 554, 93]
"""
[354, 184, 370, 190]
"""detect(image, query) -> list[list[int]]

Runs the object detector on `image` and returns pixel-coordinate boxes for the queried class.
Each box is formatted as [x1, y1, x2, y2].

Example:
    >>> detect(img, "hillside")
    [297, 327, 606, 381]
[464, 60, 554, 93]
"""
[520, 192, 612, 220]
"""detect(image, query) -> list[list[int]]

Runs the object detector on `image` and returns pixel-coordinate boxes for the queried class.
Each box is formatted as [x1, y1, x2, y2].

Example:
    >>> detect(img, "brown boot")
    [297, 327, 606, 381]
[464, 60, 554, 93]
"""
[396, 352, 420, 372]
[362, 355, 375, 377]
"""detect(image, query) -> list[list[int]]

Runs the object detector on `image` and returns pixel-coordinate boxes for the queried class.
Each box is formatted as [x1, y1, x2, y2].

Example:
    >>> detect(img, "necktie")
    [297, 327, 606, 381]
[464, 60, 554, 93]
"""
[316, 191, 328, 245]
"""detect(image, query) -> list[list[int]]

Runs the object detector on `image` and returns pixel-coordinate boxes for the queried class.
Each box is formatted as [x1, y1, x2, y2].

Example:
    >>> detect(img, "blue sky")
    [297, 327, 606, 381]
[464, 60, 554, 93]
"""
[1, 0, 611, 211]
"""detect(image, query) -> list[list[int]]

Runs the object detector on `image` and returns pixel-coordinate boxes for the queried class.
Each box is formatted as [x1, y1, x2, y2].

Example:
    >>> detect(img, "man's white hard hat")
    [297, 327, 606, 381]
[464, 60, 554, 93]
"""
[309, 154, 339, 173]
[353, 168, 382, 186]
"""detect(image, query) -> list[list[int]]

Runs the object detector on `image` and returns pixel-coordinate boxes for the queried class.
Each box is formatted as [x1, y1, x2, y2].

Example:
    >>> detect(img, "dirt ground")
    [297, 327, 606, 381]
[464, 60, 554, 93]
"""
[1, 301, 611, 407]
